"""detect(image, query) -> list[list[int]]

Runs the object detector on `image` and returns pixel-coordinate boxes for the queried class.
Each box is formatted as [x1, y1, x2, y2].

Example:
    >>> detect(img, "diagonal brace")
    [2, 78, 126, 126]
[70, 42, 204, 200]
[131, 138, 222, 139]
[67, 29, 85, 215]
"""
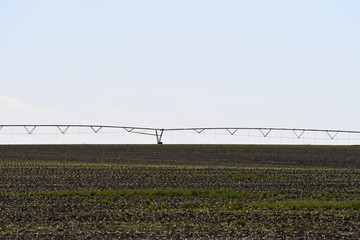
[226, 128, 238, 135]
[327, 131, 339, 140]
[193, 129, 205, 134]
[260, 129, 271, 137]
[24, 126, 36, 134]
[293, 130, 305, 139]
[124, 128, 135, 133]
[155, 129, 164, 144]
[57, 126, 70, 134]
[90, 126, 102, 133]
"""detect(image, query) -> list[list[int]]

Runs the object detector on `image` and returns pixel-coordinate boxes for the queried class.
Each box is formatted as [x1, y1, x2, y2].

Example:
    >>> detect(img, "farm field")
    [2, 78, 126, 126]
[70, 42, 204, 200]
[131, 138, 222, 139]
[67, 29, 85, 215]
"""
[0, 144, 359, 239]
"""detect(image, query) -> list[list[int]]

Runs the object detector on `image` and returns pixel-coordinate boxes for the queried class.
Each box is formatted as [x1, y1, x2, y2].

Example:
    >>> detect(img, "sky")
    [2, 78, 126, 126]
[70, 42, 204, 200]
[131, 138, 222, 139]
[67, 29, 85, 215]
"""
[1, 0, 360, 134]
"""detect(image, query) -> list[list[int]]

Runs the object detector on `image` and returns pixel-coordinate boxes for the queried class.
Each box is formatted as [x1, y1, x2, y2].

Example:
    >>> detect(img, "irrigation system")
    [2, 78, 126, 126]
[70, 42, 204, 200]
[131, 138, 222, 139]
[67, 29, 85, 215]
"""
[1, 124, 360, 144]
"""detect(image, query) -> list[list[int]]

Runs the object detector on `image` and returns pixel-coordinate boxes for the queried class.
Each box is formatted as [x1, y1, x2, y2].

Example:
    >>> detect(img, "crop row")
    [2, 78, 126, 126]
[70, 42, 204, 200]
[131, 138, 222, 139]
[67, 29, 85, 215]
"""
[0, 193, 359, 239]
[1, 160, 358, 200]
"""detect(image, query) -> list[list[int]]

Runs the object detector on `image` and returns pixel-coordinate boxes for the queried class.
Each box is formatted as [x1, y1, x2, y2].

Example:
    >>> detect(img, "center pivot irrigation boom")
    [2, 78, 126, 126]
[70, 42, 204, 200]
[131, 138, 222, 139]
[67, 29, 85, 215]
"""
[1, 124, 360, 144]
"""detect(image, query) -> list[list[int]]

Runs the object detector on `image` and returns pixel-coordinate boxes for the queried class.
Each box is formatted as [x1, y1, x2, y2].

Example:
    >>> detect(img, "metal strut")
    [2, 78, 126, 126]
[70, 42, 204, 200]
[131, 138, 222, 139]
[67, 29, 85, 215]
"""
[24, 126, 36, 134]
[124, 128, 134, 133]
[90, 126, 102, 133]
[260, 129, 271, 137]
[193, 129, 205, 134]
[57, 126, 70, 134]
[327, 131, 339, 140]
[293, 130, 305, 139]
[155, 129, 164, 144]
[226, 128, 238, 135]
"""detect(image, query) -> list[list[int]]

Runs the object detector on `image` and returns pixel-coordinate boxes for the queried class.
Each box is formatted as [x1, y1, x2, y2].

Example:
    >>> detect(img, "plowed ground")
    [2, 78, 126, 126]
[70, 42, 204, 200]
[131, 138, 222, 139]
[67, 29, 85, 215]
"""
[0, 145, 359, 239]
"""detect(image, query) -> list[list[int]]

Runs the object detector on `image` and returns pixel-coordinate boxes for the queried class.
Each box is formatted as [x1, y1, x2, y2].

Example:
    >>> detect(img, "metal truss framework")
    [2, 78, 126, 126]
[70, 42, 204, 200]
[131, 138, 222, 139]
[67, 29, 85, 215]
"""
[1, 125, 360, 144]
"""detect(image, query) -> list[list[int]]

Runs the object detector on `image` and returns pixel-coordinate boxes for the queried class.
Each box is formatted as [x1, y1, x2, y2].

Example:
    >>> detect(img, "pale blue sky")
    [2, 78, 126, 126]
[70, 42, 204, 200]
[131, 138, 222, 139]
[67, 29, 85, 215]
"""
[1, 0, 360, 130]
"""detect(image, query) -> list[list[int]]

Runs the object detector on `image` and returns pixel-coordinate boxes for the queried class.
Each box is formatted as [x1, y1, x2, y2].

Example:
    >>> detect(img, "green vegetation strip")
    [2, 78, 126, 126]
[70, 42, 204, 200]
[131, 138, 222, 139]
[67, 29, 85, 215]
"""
[3, 189, 240, 198]
[1, 189, 359, 209]
[195, 173, 266, 180]
[249, 200, 360, 209]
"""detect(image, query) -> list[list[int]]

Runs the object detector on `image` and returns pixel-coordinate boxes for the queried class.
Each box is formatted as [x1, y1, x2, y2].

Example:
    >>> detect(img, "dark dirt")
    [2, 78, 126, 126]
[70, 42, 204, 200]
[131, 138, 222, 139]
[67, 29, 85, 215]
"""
[1, 144, 360, 168]
[0, 144, 359, 239]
